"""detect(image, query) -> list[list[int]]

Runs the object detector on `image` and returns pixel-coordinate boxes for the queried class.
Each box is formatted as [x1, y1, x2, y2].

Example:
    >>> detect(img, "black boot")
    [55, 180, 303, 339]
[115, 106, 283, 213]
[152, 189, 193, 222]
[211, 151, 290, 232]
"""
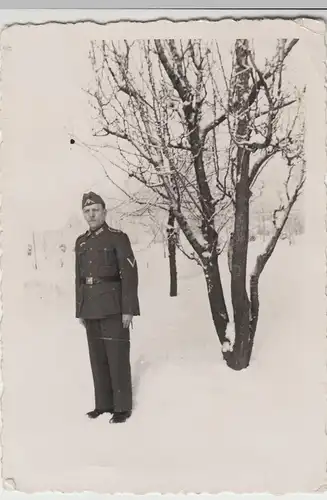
[87, 408, 114, 419]
[109, 411, 132, 424]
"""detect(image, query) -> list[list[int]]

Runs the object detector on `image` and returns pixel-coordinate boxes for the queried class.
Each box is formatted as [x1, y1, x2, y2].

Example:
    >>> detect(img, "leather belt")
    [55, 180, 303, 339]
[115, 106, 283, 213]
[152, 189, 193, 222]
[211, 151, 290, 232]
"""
[82, 276, 121, 285]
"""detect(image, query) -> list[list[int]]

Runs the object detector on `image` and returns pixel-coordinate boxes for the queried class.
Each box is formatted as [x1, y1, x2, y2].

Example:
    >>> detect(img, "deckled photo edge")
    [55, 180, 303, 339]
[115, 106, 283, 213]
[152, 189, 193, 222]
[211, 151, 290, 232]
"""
[0, 15, 326, 495]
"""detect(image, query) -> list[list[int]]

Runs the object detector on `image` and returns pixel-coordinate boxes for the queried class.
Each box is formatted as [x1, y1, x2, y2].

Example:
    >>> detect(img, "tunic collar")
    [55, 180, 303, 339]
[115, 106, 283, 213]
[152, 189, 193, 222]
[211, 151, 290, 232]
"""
[86, 222, 107, 238]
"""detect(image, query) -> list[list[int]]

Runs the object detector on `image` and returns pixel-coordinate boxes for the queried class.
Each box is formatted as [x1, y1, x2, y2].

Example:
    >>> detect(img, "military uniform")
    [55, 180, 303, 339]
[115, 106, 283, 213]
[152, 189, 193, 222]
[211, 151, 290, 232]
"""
[75, 193, 140, 416]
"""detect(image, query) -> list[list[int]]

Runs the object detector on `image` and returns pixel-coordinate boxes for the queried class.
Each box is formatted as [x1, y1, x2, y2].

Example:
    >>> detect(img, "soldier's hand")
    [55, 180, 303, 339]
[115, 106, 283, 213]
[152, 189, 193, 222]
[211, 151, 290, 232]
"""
[122, 314, 133, 329]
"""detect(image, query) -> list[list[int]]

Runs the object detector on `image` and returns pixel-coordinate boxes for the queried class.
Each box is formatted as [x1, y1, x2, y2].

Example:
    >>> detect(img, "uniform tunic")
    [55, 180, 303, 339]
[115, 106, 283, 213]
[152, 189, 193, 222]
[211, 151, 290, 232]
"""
[75, 222, 140, 324]
[74, 222, 140, 412]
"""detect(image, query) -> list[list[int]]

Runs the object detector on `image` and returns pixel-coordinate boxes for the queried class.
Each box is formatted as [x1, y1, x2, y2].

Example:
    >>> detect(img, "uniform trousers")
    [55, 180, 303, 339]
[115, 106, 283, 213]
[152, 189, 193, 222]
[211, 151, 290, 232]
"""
[85, 315, 132, 413]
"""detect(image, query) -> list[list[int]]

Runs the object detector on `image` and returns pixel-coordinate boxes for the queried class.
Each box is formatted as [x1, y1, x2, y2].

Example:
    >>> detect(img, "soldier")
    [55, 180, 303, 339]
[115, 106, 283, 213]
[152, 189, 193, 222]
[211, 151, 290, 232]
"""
[75, 191, 140, 424]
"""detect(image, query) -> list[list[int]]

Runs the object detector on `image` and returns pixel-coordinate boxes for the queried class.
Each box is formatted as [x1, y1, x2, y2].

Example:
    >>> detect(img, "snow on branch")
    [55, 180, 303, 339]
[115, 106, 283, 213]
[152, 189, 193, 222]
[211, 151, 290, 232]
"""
[200, 38, 299, 145]
[87, 38, 302, 273]
[249, 155, 305, 333]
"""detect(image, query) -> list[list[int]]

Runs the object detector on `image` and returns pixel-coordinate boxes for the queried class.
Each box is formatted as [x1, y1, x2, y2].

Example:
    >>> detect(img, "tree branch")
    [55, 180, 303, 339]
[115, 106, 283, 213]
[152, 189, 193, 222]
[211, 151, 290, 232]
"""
[154, 39, 190, 103]
[200, 39, 299, 143]
[249, 161, 305, 334]
[249, 148, 278, 186]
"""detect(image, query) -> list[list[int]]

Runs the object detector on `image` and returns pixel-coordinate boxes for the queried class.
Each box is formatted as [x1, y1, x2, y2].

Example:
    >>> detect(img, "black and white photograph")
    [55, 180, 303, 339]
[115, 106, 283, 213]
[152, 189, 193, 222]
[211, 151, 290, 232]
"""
[0, 18, 326, 494]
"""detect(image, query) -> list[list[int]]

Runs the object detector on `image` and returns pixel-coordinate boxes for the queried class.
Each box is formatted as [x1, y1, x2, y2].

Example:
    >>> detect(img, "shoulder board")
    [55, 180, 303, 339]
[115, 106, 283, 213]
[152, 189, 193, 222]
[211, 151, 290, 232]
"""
[77, 230, 88, 240]
[107, 226, 122, 234]
[75, 231, 88, 246]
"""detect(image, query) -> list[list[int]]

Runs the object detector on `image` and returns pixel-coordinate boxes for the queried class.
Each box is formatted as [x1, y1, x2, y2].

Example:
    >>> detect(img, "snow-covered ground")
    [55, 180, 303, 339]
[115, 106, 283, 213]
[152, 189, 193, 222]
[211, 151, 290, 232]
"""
[1, 236, 326, 493]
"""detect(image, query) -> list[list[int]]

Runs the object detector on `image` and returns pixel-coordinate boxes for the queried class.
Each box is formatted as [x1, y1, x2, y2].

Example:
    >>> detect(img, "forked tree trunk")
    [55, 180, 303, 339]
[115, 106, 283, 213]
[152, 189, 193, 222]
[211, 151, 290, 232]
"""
[167, 208, 178, 297]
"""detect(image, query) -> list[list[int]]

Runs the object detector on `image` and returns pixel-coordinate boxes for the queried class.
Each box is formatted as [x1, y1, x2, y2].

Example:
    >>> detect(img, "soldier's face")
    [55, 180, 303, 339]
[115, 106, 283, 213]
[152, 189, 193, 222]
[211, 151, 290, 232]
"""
[83, 203, 107, 230]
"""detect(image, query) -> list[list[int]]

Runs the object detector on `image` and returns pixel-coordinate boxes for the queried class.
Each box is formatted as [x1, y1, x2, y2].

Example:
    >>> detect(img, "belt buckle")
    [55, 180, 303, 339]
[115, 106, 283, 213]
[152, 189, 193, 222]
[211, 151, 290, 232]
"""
[86, 277, 94, 285]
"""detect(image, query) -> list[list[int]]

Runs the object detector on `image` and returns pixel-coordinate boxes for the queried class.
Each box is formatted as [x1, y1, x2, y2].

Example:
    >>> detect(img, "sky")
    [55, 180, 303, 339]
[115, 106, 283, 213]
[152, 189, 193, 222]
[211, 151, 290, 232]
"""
[0, 24, 312, 235]
[2, 26, 113, 233]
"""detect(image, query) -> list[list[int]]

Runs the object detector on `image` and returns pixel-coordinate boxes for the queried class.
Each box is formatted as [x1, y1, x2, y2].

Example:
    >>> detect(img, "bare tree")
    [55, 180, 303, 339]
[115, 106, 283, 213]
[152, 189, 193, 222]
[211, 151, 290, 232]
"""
[87, 38, 305, 370]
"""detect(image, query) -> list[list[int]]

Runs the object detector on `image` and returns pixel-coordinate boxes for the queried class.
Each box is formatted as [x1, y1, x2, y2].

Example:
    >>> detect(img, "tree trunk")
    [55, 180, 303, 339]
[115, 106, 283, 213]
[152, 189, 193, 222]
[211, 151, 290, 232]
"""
[230, 151, 252, 369]
[248, 271, 260, 360]
[203, 252, 229, 345]
[167, 208, 178, 297]
[229, 40, 252, 370]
